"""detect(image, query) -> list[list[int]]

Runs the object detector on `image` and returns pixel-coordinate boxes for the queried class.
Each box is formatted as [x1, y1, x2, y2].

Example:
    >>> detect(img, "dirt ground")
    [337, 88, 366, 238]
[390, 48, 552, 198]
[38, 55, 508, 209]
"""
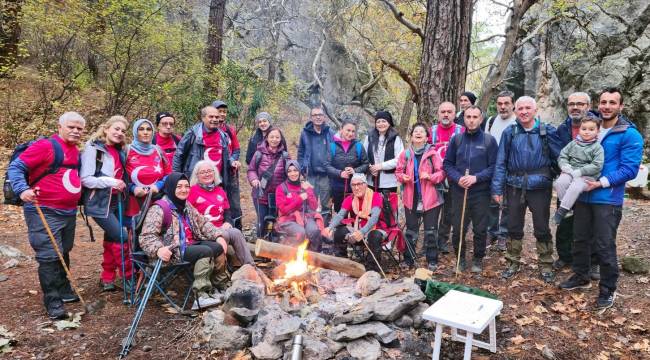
[0, 148, 649, 359]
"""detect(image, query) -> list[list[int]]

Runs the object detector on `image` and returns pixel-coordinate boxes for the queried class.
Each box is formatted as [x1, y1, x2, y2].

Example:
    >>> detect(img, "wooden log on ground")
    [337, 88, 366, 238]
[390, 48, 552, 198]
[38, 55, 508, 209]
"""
[254, 239, 366, 277]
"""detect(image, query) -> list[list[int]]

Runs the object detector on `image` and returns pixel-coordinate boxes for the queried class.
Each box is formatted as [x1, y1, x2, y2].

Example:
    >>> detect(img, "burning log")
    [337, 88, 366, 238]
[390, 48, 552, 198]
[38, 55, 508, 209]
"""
[254, 239, 366, 277]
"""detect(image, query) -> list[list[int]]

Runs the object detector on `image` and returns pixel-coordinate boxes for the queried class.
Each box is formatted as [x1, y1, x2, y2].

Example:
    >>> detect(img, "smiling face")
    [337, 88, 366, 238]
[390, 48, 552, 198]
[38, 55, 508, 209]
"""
[287, 166, 300, 182]
[267, 129, 282, 148]
[202, 107, 220, 131]
[105, 121, 127, 146]
[410, 125, 428, 145]
[351, 178, 367, 198]
[258, 118, 271, 132]
[598, 92, 624, 122]
[158, 116, 175, 136]
[567, 94, 590, 121]
[58, 120, 85, 145]
[375, 118, 390, 134]
[311, 108, 326, 127]
[175, 179, 190, 200]
[137, 122, 153, 143]
[579, 120, 599, 141]
[515, 99, 537, 127]
[197, 163, 215, 185]
[340, 123, 356, 141]
[216, 106, 228, 126]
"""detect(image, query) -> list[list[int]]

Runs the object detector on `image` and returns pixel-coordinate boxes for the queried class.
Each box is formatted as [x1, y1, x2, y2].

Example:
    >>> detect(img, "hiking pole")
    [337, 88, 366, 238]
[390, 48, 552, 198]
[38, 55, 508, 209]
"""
[34, 201, 89, 312]
[456, 169, 470, 277]
[353, 233, 387, 278]
[118, 194, 129, 305]
[119, 257, 163, 359]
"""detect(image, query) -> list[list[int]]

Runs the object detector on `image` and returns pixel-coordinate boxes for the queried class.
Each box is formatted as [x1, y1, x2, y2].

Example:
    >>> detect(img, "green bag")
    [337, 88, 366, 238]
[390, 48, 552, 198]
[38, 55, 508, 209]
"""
[424, 279, 498, 302]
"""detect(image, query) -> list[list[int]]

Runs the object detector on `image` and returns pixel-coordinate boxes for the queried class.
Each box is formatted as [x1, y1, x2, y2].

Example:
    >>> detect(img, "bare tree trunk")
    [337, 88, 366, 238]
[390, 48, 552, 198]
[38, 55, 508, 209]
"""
[477, 0, 537, 111]
[398, 93, 415, 138]
[0, 0, 23, 77]
[417, 0, 473, 124]
[206, 0, 226, 70]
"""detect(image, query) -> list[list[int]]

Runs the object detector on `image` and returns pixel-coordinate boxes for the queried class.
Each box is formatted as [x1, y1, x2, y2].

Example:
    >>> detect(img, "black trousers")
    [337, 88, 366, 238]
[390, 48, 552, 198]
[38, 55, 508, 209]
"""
[332, 226, 383, 272]
[451, 191, 490, 259]
[555, 212, 574, 263]
[404, 206, 441, 265]
[331, 190, 347, 213]
[572, 201, 622, 293]
[182, 241, 223, 265]
[437, 190, 453, 246]
[506, 186, 552, 242]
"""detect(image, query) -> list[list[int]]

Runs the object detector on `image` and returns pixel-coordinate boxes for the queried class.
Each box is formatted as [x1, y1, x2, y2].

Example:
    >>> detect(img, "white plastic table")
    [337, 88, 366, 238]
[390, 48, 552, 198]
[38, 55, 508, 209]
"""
[422, 290, 503, 360]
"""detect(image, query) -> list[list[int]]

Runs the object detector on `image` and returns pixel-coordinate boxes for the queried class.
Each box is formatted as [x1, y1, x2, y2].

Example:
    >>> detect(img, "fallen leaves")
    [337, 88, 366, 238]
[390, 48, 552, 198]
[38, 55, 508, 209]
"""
[533, 305, 548, 314]
[632, 339, 649, 352]
[510, 334, 528, 345]
[53, 312, 82, 330]
[612, 317, 627, 325]
[515, 315, 544, 326]
[0, 326, 16, 353]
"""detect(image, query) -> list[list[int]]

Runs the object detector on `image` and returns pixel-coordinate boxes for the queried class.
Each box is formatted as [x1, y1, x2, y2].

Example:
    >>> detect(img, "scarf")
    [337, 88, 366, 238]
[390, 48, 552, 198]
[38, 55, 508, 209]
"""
[164, 172, 188, 213]
[130, 118, 155, 155]
[576, 134, 597, 145]
[352, 187, 375, 226]
[198, 183, 216, 191]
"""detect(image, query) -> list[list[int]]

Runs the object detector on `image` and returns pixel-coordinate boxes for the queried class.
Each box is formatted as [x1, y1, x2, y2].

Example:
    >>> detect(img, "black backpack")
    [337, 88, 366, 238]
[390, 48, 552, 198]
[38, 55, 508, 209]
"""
[3, 137, 74, 206]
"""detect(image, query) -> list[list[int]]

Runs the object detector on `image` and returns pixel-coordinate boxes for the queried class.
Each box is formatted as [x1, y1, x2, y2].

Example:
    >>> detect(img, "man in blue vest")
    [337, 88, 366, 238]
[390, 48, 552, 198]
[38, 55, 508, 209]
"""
[559, 87, 643, 311]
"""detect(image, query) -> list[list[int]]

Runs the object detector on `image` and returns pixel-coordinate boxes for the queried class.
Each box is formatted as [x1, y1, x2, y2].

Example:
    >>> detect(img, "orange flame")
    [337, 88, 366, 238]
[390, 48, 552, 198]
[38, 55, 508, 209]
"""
[283, 240, 310, 279]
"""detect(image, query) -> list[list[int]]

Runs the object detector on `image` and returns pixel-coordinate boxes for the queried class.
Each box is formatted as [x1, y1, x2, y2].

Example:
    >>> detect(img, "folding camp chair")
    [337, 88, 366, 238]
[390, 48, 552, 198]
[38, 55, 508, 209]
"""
[377, 190, 406, 269]
[262, 192, 280, 242]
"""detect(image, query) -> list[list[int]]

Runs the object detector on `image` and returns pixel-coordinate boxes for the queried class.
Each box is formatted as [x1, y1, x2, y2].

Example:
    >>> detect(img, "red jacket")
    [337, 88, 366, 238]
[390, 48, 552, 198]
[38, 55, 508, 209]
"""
[395, 146, 445, 211]
[275, 181, 318, 224]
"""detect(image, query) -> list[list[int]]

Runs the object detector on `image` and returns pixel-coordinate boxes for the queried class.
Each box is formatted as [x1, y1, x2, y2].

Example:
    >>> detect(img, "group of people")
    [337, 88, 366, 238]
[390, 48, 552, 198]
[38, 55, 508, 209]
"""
[9, 87, 644, 321]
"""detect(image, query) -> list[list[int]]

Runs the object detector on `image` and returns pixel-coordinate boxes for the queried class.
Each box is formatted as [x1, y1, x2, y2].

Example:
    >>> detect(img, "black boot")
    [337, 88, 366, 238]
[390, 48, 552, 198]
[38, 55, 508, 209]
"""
[59, 253, 79, 303]
[38, 261, 68, 320]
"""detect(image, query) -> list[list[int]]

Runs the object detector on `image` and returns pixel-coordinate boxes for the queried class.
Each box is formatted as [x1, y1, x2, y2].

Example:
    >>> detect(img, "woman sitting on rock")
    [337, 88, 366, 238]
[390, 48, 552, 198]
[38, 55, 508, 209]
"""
[139, 172, 225, 310]
[275, 160, 324, 251]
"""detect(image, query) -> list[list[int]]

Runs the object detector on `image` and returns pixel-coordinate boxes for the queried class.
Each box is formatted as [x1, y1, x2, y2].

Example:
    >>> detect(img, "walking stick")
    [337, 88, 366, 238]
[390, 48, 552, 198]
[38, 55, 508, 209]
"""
[456, 169, 470, 277]
[34, 201, 89, 312]
[118, 194, 129, 305]
[360, 236, 387, 278]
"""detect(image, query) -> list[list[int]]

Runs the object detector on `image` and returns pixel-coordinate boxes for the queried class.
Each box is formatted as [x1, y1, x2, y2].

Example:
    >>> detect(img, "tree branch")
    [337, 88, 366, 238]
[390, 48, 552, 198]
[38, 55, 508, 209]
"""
[381, 58, 419, 104]
[473, 34, 505, 44]
[517, 15, 558, 47]
[378, 0, 424, 40]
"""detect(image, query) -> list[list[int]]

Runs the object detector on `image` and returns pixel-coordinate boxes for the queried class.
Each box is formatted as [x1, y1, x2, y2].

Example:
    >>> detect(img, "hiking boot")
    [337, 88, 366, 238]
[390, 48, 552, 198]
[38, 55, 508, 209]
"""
[455, 258, 467, 273]
[46, 299, 68, 320]
[438, 244, 450, 254]
[100, 281, 116, 292]
[590, 265, 601, 281]
[595, 288, 616, 311]
[553, 259, 570, 271]
[501, 264, 520, 279]
[496, 237, 507, 252]
[553, 207, 569, 225]
[471, 258, 483, 273]
[192, 292, 222, 310]
[559, 275, 592, 290]
[427, 262, 438, 272]
[540, 271, 555, 284]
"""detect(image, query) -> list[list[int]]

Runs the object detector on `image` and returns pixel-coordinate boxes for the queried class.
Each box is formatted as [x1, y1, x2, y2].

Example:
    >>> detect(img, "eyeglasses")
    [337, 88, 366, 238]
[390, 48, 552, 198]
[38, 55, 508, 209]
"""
[311, 113, 325, 117]
[568, 102, 587, 107]
[198, 170, 214, 175]
[350, 182, 365, 187]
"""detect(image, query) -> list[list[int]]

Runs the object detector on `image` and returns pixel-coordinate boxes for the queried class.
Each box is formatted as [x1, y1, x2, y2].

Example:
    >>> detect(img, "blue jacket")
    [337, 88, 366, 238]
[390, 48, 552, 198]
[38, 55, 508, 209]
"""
[579, 116, 643, 206]
[297, 121, 335, 176]
[491, 119, 558, 195]
[443, 130, 498, 196]
[552, 111, 601, 150]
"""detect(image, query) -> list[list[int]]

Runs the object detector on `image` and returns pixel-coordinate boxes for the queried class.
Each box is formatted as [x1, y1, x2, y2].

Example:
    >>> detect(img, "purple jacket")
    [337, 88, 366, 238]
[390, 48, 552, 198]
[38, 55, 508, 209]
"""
[247, 141, 289, 205]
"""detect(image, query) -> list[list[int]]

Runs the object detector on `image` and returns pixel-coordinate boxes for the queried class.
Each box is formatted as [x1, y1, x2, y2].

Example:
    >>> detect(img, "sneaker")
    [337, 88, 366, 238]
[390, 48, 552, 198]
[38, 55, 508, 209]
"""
[471, 258, 483, 273]
[100, 281, 116, 292]
[496, 238, 507, 252]
[595, 289, 616, 310]
[427, 262, 438, 272]
[590, 265, 601, 281]
[61, 292, 80, 304]
[553, 207, 569, 225]
[540, 271, 555, 283]
[501, 264, 520, 279]
[46, 299, 68, 320]
[559, 275, 592, 290]
[553, 259, 570, 271]
[192, 292, 222, 310]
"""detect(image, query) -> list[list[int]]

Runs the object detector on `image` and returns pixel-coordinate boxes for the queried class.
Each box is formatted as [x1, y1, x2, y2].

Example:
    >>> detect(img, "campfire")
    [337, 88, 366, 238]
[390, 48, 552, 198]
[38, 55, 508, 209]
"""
[270, 241, 321, 307]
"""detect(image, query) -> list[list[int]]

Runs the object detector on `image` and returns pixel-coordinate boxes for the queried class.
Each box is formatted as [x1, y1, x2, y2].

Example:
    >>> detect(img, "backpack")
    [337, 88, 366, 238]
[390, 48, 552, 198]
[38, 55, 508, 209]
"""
[3, 137, 77, 206]
[131, 198, 174, 253]
[403, 145, 446, 201]
[484, 116, 496, 132]
[431, 124, 462, 145]
[506, 122, 560, 178]
[329, 141, 363, 160]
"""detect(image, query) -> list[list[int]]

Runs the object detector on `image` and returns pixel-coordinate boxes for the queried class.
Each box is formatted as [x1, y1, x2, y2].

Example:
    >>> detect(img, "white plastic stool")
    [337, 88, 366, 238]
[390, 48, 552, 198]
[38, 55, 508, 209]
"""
[422, 290, 503, 360]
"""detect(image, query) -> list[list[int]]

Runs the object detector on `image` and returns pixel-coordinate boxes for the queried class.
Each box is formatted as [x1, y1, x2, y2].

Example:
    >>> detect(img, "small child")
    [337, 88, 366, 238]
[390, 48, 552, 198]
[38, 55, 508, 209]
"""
[553, 115, 605, 224]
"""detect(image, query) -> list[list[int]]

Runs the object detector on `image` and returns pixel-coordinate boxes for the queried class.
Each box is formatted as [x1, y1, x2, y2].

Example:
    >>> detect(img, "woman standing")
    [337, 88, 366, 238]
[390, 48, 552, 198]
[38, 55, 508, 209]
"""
[80, 116, 130, 291]
[396, 123, 446, 271]
[247, 127, 289, 237]
[324, 120, 369, 213]
[125, 119, 171, 218]
[363, 111, 404, 194]
[275, 160, 323, 251]
[139, 173, 224, 310]
[245, 112, 273, 165]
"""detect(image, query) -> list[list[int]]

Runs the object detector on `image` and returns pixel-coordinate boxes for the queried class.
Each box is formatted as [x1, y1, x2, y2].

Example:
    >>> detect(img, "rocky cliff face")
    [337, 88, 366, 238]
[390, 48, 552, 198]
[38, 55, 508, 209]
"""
[504, 0, 649, 143]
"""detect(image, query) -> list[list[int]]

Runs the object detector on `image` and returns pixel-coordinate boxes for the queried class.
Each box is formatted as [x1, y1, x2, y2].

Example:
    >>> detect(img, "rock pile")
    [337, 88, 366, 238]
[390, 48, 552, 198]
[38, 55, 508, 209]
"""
[200, 269, 432, 359]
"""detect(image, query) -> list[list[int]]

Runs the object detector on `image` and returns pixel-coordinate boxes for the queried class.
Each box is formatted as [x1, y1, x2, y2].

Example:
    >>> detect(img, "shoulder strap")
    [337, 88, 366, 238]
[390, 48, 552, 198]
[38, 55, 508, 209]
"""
[330, 142, 336, 158]
[454, 124, 462, 134]
[355, 142, 362, 159]
[539, 122, 550, 158]
[431, 125, 438, 144]
[454, 132, 462, 148]
[486, 116, 495, 131]
[153, 199, 173, 232]
[172, 134, 181, 145]
[254, 151, 262, 167]
[28, 138, 64, 187]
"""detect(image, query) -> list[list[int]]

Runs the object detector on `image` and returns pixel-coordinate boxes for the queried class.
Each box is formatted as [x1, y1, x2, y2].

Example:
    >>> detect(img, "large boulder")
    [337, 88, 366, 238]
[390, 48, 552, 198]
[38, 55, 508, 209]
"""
[355, 271, 382, 297]
[224, 279, 265, 312]
[346, 337, 381, 360]
[201, 310, 250, 351]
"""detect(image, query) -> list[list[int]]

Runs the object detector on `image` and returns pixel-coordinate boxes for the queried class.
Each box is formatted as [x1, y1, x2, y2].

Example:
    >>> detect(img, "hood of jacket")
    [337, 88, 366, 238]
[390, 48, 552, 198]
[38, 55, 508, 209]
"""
[304, 121, 331, 135]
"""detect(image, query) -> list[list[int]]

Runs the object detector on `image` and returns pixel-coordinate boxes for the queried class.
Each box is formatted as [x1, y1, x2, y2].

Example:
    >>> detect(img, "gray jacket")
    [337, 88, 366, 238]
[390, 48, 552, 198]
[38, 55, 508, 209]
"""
[172, 123, 233, 187]
[80, 140, 125, 218]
